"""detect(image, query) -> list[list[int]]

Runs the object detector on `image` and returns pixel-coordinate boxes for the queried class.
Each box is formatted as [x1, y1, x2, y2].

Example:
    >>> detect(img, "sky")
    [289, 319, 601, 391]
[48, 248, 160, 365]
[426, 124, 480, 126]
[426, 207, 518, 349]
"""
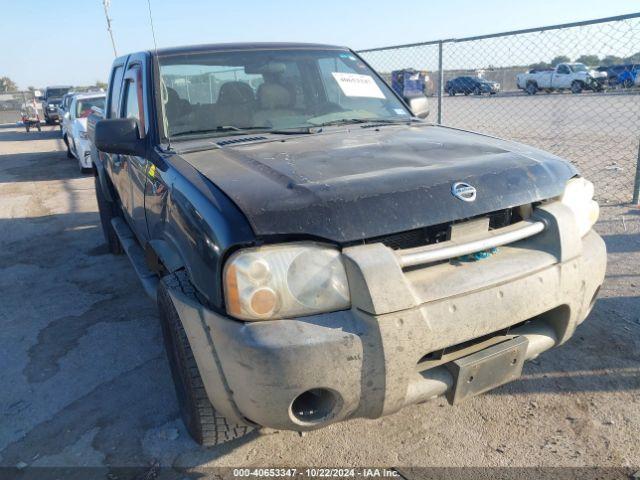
[1, 0, 638, 89]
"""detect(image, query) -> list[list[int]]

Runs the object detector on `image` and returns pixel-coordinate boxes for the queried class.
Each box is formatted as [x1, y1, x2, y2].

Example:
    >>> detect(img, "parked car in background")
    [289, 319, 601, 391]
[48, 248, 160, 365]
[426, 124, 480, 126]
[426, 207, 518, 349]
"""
[66, 92, 105, 172]
[445, 76, 500, 95]
[517, 63, 606, 94]
[58, 92, 76, 136]
[596, 64, 639, 87]
[41, 85, 72, 124]
[91, 43, 604, 446]
[615, 64, 640, 88]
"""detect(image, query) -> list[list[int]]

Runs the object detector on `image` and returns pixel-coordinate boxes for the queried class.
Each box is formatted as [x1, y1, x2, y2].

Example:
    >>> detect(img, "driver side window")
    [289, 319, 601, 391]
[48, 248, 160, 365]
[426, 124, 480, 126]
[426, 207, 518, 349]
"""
[557, 65, 570, 75]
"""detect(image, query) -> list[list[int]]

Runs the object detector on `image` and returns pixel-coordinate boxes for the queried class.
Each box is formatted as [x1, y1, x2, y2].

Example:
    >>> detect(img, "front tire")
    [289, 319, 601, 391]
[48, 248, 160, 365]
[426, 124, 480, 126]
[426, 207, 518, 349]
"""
[94, 174, 123, 255]
[66, 137, 74, 159]
[571, 81, 583, 94]
[158, 271, 252, 446]
[526, 82, 538, 95]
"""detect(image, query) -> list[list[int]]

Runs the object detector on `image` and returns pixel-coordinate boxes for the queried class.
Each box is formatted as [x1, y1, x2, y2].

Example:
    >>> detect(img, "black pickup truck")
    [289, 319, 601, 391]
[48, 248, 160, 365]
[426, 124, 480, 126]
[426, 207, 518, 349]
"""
[92, 43, 606, 446]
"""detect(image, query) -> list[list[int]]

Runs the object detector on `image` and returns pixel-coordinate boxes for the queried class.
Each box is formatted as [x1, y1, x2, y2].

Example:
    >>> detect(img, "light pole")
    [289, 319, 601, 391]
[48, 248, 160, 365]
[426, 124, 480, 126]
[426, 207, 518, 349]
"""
[102, 0, 117, 57]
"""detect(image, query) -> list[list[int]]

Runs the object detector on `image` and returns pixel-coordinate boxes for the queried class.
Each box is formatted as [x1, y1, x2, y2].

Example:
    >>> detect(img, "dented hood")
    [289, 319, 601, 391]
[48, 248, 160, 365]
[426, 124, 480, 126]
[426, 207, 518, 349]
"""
[179, 125, 576, 243]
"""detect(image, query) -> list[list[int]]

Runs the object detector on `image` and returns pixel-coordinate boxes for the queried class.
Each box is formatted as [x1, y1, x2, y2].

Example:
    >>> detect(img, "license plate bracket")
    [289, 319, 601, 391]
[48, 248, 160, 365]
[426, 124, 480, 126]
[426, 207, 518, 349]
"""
[445, 336, 529, 405]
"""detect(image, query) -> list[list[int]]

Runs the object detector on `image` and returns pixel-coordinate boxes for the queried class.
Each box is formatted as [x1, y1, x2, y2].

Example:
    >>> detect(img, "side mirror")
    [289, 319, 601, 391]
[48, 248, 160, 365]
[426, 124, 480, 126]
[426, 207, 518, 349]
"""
[407, 96, 429, 119]
[95, 118, 145, 156]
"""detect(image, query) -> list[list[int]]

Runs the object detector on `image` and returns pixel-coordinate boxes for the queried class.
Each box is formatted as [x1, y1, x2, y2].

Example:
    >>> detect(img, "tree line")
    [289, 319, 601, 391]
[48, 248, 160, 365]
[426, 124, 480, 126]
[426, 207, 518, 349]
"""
[529, 52, 640, 70]
[0, 79, 108, 94]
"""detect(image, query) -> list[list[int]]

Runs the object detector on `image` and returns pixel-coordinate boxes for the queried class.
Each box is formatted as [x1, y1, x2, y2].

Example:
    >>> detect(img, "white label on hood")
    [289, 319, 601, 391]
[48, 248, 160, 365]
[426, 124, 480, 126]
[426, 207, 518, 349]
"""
[332, 72, 385, 99]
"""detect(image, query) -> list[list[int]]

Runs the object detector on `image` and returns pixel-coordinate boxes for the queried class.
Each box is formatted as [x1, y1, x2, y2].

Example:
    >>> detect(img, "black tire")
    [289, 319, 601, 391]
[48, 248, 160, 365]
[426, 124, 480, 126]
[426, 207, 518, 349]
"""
[25, 124, 30, 133]
[473, 86, 482, 96]
[80, 166, 93, 174]
[571, 81, 583, 94]
[526, 82, 538, 95]
[447, 88, 455, 96]
[623, 78, 633, 88]
[66, 138, 74, 159]
[94, 174, 123, 255]
[36, 123, 42, 132]
[158, 271, 252, 446]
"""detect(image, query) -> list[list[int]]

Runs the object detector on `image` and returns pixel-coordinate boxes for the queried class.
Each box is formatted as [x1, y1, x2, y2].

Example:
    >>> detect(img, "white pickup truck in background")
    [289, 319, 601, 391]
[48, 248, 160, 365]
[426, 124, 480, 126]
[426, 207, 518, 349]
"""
[516, 63, 607, 94]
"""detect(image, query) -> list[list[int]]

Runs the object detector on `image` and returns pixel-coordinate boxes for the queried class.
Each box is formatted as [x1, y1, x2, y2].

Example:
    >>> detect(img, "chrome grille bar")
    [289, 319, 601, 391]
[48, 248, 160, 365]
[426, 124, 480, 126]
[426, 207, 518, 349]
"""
[396, 220, 545, 268]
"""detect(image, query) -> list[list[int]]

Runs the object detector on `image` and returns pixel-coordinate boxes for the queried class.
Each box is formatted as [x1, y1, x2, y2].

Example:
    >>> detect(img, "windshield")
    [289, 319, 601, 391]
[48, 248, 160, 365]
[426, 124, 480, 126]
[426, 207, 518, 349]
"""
[76, 97, 105, 118]
[47, 88, 70, 100]
[157, 48, 411, 138]
[570, 64, 588, 73]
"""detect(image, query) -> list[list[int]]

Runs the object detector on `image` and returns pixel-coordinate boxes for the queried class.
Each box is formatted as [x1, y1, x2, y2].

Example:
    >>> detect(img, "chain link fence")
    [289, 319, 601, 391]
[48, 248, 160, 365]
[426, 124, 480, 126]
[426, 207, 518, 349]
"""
[360, 13, 640, 204]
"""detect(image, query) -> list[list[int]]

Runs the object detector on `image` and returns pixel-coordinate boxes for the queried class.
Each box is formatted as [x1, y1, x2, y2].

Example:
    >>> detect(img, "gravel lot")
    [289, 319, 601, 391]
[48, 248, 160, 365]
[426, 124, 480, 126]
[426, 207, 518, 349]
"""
[0, 124, 638, 479]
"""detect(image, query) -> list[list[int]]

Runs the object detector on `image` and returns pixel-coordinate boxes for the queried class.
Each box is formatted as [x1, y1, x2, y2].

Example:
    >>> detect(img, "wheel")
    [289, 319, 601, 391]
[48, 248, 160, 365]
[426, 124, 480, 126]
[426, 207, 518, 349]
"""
[66, 140, 74, 158]
[80, 166, 93, 174]
[36, 123, 41, 132]
[571, 81, 583, 94]
[447, 88, 455, 96]
[94, 174, 123, 255]
[158, 271, 252, 446]
[623, 78, 633, 88]
[526, 82, 538, 95]
[25, 124, 30, 133]
[463, 90, 470, 96]
[473, 86, 482, 96]
[63, 133, 69, 147]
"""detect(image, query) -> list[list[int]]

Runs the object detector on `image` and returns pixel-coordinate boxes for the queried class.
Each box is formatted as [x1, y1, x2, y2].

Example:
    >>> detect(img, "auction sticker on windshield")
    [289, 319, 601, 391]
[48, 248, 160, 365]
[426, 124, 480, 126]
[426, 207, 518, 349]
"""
[332, 72, 385, 99]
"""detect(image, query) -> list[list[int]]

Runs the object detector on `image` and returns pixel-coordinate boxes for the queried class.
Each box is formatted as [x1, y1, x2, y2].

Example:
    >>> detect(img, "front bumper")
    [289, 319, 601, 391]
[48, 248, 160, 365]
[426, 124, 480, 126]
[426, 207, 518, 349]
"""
[170, 202, 606, 431]
[75, 138, 92, 167]
[45, 109, 59, 120]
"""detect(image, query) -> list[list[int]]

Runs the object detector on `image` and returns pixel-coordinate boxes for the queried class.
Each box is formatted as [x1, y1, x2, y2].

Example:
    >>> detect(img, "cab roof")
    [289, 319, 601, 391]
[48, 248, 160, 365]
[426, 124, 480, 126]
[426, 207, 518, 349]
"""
[151, 42, 349, 57]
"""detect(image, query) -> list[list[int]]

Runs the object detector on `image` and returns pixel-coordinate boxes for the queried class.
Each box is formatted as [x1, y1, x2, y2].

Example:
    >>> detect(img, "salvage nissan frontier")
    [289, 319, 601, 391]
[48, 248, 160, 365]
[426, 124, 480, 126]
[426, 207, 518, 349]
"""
[91, 43, 606, 446]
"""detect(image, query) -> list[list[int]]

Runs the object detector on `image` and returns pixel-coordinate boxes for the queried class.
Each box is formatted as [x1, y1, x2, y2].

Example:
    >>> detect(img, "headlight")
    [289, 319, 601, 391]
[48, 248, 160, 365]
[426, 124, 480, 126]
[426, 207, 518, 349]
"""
[223, 242, 350, 321]
[560, 177, 599, 237]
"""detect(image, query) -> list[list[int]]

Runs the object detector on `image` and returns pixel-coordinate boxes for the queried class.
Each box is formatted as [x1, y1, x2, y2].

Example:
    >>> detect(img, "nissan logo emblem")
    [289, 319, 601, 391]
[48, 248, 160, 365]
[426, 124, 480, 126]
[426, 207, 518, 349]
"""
[451, 182, 477, 202]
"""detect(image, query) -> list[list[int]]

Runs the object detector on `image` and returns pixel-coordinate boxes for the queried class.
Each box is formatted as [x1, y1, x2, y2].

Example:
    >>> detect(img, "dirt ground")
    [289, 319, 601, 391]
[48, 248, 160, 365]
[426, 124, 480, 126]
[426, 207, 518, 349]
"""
[0, 125, 639, 479]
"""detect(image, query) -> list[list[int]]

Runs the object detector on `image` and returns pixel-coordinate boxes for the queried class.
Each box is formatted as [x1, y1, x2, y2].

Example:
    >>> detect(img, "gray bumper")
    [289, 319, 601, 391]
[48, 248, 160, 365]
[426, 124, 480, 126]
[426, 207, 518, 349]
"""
[169, 202, 606, 431]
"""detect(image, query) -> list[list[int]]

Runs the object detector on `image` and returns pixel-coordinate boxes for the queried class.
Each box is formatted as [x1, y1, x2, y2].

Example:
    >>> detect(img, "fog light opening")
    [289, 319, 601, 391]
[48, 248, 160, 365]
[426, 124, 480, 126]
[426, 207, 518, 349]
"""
[290, 388, 338, 425]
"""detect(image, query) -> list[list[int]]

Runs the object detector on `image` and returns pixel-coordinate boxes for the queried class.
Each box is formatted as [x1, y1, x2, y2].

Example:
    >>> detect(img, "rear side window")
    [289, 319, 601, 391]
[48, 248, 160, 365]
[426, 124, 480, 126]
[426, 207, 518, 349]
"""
[107, 66, 124, 118]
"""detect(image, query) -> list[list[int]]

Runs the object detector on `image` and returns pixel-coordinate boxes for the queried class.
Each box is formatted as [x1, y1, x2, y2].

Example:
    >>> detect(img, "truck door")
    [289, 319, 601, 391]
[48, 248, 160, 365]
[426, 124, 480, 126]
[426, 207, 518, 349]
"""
[554, 64, 572, 89]
[103, 61, 129, 215]
[119, 62, 149, 243]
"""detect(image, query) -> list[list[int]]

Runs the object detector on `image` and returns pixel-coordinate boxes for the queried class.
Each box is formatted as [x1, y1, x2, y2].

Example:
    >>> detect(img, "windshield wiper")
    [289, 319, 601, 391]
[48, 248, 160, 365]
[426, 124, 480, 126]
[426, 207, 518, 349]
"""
[171, 125, 314, 138]
[311, 118, 415, 128]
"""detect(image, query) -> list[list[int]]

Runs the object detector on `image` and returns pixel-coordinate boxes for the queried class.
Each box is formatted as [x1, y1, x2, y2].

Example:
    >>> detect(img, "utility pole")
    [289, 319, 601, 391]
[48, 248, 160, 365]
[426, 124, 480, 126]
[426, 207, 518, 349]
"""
[102, 0, 117, 57]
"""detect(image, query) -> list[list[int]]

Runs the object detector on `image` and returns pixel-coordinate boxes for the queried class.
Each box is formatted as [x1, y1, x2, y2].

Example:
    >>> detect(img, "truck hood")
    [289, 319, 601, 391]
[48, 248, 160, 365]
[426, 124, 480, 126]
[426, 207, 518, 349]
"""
[179, 125, 576, 243]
